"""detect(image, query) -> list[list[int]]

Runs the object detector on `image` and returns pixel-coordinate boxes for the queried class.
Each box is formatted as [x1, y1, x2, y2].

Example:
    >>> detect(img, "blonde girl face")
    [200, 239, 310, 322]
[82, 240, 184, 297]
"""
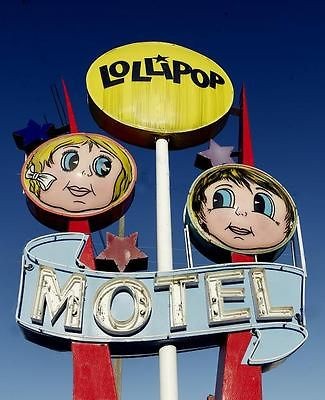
[40, 141, 122, 213]
[22, 134, 136, 218]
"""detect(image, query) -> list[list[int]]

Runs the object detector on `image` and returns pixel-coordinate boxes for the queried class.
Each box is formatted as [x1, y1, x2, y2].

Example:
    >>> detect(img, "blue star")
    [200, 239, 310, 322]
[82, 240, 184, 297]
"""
[13, 120, 69, 154]
[13, 120, 52, 152]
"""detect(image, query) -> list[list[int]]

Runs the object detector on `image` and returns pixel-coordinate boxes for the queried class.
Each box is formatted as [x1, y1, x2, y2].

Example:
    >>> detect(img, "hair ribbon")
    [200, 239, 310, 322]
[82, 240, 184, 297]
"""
[26, 164, 57, 191]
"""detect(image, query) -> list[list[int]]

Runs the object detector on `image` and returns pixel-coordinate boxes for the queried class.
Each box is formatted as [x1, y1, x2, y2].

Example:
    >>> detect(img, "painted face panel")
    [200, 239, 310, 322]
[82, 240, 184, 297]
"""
[21, 134, 136, 220]
[39, 142, 122, 213]
[187, 165, 297, 255]
[201, 179, 288, 251]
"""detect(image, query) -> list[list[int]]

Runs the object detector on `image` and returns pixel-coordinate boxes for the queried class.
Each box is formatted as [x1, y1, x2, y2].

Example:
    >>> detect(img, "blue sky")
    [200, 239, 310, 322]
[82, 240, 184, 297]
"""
[1, 1, 324, 399]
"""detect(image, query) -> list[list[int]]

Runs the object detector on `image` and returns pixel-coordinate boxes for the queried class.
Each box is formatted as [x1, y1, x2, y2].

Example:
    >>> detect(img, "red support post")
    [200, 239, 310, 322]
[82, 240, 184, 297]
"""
[215, 331, 262, 400]
[72, 343, 118, 400]
[68, 219, 118, 400]
[62, 82, 118, 400]
[214, 86, 262, 400]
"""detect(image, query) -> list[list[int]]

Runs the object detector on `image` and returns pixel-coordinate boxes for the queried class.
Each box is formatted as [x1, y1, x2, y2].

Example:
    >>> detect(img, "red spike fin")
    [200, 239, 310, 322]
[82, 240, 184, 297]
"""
[62, 79, 79, 133]
[239, 85, 254, 166]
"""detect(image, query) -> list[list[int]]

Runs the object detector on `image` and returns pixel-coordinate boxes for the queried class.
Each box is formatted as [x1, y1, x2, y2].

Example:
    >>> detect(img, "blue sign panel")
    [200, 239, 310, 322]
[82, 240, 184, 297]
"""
[16, 233, 307, 367]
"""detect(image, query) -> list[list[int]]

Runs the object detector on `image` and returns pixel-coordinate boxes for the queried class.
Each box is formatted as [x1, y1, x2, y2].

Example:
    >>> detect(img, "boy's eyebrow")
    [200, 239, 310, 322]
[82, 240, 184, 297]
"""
[212, 183, 233, 188]
[255, 186, 274, 196]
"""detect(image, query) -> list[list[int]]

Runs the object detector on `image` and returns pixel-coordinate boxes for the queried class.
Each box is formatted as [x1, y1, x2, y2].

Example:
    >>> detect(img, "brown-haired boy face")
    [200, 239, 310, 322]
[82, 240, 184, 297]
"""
[191, 166, 295, 253]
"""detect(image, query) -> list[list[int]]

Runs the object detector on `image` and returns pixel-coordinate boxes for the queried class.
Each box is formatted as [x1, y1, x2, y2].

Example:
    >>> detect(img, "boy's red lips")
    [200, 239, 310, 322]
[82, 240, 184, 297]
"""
[226, 224, 254, 236]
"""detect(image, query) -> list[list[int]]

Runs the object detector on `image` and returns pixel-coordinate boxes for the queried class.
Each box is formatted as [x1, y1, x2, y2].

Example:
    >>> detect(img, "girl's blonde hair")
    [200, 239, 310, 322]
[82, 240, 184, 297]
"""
[24, 134, 135, 203]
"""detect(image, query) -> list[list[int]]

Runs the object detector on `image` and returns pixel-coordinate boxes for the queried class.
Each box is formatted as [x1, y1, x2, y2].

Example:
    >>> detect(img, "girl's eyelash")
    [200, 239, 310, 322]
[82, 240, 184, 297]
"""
[62, 149, 78, 156]
[93, 155, 112, 164]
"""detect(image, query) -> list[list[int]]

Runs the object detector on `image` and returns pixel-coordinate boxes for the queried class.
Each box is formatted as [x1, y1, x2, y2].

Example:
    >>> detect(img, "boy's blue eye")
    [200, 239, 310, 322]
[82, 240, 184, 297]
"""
[213, 188, 234, 209]
[254, 193, 274, 218]
[93, 156, 112, 177]
[61, 151, 79, 171]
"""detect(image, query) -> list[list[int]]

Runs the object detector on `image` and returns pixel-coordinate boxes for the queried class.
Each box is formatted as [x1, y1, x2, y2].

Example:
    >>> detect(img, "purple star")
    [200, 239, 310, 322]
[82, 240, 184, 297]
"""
[196, 139, 235, 169]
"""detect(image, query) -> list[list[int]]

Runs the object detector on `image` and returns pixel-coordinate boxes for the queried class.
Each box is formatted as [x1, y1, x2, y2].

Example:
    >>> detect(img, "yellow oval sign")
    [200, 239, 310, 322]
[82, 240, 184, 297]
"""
[86, 42, 234, 149]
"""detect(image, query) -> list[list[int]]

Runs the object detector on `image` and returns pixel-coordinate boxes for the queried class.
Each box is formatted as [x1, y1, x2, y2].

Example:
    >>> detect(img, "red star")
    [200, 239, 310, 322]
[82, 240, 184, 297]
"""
[95, 232, 148, 272]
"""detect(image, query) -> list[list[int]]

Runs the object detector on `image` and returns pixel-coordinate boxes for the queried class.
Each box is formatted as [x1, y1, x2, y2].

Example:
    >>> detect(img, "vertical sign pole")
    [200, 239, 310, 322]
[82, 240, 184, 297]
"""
[215, 86, 262, 400]
[113, 215, 125, 400]
[156, 138, 179, 400]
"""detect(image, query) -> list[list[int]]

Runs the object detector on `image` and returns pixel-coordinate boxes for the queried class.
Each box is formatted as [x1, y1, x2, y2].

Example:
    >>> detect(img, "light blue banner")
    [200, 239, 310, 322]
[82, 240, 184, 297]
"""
[16, 233, 307, 367]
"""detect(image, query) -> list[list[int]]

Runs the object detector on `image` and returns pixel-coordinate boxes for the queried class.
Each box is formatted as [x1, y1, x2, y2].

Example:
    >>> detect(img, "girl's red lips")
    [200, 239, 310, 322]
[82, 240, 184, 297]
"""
[67, 186, 91, 197]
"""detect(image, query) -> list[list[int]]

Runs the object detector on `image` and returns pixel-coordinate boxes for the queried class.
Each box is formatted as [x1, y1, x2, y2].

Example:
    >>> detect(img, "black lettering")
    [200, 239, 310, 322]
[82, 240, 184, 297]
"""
[173, 61, 192, 84]
[132, 61, 151, 82]
[145, 58, 164, 76]
[99, 66, 116, 88]
[209, 71, 225, 88]
[161, 62, 173, 80]
[100, 60, 226, 89]
[191, 69, 210, 88]
[99, 62, 129, 88]
[110, 61, 130, 78]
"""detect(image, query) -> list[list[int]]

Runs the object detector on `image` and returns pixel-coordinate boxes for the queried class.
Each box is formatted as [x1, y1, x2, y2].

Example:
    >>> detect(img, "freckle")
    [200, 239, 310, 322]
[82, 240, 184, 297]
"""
[275, 221, 280, 226]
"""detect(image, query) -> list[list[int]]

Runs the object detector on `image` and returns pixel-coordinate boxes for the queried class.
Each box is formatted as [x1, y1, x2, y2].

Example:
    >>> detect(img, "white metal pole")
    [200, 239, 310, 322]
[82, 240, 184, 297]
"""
[156, 138, 179, 400]
[112, 215, 125, 400]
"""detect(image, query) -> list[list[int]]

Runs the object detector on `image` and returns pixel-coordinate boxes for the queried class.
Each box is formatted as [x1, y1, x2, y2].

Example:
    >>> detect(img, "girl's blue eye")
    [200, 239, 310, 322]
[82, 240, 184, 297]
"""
[93, 156, 112, 177]
[61, 151, 79, 171]
[254, 193, 275, 218]
[213, 189, 234, 209]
